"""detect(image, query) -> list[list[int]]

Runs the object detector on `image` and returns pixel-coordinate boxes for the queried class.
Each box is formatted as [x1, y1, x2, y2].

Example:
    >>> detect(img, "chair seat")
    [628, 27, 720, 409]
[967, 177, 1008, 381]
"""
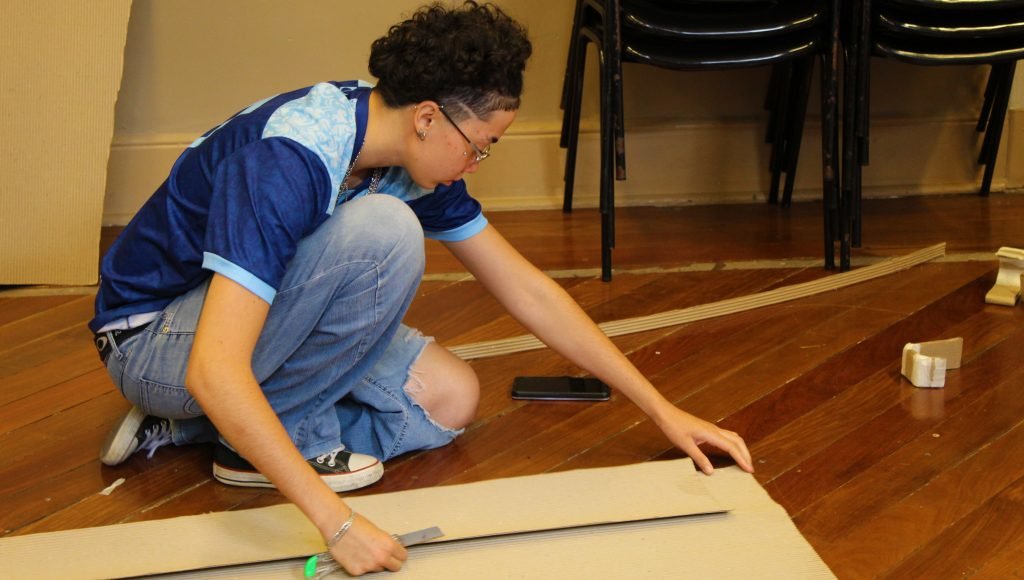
[619, 0, 822, 39]
[874, 33, 1024, 63]
[619, 26, 822, 69]
[877, 6, 1024, 39]
[882, 0, 1024, 10]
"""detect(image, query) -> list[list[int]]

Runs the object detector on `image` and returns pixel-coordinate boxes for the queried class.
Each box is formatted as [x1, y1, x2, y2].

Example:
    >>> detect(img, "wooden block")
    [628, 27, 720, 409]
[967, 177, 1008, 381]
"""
[984, 247, 1024, 306]
[902, 351, 947, 388]
[901, 337, 964, 388]
[916, 337, 964, 369]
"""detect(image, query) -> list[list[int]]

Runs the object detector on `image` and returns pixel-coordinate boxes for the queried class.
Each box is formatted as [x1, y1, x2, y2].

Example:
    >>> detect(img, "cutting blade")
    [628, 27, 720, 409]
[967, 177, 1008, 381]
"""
[396, 526, 444, 547]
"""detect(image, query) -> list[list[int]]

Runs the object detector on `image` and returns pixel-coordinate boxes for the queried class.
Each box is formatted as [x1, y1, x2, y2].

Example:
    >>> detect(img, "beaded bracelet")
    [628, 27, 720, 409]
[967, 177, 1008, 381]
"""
[326, 510, 357, 549]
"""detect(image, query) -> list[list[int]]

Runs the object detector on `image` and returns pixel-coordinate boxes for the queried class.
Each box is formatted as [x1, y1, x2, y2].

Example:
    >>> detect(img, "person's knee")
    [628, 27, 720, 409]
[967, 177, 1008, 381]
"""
[352, 195, 422, 242]
[366, 197, 424, 274]
[434, 357, 479, 430]
[406, 342, 479, 430]
[325, 196, 424, 285]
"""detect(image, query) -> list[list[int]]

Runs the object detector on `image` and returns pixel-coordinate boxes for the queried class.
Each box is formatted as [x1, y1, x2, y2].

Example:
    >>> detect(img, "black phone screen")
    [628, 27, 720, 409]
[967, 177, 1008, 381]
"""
[511, 376, 611, 401]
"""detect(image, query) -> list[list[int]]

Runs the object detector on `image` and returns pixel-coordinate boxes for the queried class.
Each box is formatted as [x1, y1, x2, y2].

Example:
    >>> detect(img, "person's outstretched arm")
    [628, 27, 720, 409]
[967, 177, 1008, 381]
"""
[186, 274, 407, 575]
[445, 226, 753, 474]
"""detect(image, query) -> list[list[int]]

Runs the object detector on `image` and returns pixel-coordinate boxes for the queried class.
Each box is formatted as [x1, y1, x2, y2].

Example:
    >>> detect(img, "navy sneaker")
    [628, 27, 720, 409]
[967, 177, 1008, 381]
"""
[213, 440, 383, 493]
[100, 407, 173, 466]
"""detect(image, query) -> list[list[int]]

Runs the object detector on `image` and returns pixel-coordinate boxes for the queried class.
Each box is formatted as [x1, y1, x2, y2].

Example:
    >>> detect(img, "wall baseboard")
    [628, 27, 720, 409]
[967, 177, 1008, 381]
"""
[103, 114, 1023, 225]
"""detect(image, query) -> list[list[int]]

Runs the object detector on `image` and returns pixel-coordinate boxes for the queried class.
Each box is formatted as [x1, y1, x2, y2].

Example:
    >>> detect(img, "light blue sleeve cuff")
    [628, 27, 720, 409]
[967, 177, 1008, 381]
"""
[202, 252, 277, 304]
[425, 214, 489, 242]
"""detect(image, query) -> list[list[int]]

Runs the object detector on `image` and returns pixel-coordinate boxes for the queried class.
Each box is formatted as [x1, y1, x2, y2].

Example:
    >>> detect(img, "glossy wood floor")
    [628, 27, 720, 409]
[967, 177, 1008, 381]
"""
[3, 193, 1024, 578]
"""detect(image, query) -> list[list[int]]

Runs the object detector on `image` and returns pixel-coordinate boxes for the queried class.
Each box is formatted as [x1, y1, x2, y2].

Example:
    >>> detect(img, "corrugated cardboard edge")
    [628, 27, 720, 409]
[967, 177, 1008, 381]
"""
[0, 459, 725, 578]
[451, 243, 947, 359]
[0, 2, 132, 284]
[158, 465, 836, 579]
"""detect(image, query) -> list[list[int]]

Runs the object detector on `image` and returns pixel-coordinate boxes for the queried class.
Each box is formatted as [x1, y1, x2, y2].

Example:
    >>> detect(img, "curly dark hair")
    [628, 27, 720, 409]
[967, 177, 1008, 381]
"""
[368, 1, 532, 121]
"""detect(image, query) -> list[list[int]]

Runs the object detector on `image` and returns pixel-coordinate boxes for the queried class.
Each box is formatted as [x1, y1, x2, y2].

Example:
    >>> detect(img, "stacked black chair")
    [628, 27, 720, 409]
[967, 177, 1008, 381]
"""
[559, 0, 841, 279]
[841, 0, 1024, 269]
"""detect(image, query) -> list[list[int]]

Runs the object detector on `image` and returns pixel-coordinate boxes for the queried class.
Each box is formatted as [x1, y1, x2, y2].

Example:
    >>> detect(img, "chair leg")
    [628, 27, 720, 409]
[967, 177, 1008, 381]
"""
[563, 31, 592, 214]
[850, 0, 870, 253]
[980, 61, 1015, 196]
[782, 57, 814, 208]
[560, 0, 586, 148]
[609, 45, 623, 255]
[820, 0, 841, 270]
[765, 64, 784, 143]
[978, 64, 1004, 165]
[839, 0, 866, 271]
[606, 6, 622, 183]
[597, 38, 611, 277]
[857, 0, 872, 167]
[600, 78, 615, 281]
[599, 0, 621, 281]
[977, 64, 998, 134]
[769, 62, 795, 205]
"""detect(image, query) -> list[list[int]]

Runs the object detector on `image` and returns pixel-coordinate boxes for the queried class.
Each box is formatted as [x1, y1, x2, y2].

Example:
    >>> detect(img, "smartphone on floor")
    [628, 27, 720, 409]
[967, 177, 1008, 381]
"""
[511, 376, 611, 401]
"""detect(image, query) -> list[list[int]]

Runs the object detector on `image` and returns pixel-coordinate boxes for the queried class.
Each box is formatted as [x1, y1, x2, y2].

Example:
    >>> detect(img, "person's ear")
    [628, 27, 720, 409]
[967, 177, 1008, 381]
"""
[412, 102, 440, 141]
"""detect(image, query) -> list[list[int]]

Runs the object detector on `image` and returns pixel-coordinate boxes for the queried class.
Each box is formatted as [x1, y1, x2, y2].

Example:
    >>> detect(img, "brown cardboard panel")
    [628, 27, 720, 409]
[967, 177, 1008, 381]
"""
[162, 465, 836, 579]
[0, 460, 726, 579]
[0, 2, 131, 284]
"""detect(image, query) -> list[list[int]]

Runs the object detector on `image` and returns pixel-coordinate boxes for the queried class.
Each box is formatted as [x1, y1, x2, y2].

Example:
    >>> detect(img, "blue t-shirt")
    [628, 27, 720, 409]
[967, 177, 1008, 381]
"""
[90, 81, 487, 332]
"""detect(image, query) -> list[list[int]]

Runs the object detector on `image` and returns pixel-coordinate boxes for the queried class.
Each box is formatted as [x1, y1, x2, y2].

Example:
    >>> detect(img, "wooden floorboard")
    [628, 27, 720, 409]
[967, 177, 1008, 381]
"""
[795, 347, 1024, 541]
[881, 472, 1024, 580]
[2, 193, 1023, 577]
[825, 419, 1024, 578]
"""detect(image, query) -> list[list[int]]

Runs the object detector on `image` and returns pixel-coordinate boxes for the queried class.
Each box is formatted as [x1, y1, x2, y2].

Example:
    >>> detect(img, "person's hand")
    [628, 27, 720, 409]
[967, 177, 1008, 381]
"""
[655, 405, 754, 475]
[330, 513, 408, 576]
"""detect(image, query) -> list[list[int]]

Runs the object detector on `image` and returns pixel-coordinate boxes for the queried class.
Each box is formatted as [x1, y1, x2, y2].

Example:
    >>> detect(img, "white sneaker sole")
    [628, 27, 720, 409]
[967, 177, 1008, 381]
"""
[99, 406, 146, 466]
[213, 460, 384, 493]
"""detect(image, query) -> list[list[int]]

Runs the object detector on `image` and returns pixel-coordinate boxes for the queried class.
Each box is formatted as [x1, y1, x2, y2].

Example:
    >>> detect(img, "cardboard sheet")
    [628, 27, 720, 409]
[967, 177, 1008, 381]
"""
[0, 2, 132, 284]
[0, 460, 733, 578]
[159, 464, 836, 579]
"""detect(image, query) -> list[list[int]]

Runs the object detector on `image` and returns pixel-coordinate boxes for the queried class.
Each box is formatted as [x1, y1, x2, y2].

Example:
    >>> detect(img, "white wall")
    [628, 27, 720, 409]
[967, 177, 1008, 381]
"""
[104, 2, 1023, 225]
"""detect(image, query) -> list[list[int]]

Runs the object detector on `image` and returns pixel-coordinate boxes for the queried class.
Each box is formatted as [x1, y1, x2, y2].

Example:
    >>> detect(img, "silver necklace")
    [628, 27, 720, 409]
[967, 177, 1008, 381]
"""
[340, 148, 383, 196]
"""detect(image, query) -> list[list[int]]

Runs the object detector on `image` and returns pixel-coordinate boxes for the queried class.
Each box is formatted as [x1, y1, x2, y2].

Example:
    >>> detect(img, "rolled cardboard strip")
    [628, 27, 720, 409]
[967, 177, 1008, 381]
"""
[452, 243, 947, 360]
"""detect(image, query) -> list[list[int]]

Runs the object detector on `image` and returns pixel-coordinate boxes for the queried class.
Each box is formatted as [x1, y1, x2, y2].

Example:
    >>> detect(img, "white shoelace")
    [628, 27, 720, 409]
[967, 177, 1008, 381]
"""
[315, 445, 348, 468]
[139, 421, 172, 459]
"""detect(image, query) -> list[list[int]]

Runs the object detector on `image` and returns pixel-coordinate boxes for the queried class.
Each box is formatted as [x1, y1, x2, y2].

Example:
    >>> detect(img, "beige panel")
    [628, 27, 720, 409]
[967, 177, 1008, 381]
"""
[0, 459, 726, 578]
[185, 466, 834, 579]
[115, 464, 836, 579]
[0, 1, 131, 284]
[0, 461, 834, 579]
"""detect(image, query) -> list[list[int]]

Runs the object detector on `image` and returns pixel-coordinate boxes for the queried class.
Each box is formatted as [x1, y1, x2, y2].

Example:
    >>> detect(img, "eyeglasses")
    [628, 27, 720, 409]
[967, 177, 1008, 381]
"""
[438, 104, 491, 164]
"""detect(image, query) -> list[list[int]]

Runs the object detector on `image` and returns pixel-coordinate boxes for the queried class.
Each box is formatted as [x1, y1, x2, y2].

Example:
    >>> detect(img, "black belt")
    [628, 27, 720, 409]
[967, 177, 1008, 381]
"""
[94, 325, 149, 363]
